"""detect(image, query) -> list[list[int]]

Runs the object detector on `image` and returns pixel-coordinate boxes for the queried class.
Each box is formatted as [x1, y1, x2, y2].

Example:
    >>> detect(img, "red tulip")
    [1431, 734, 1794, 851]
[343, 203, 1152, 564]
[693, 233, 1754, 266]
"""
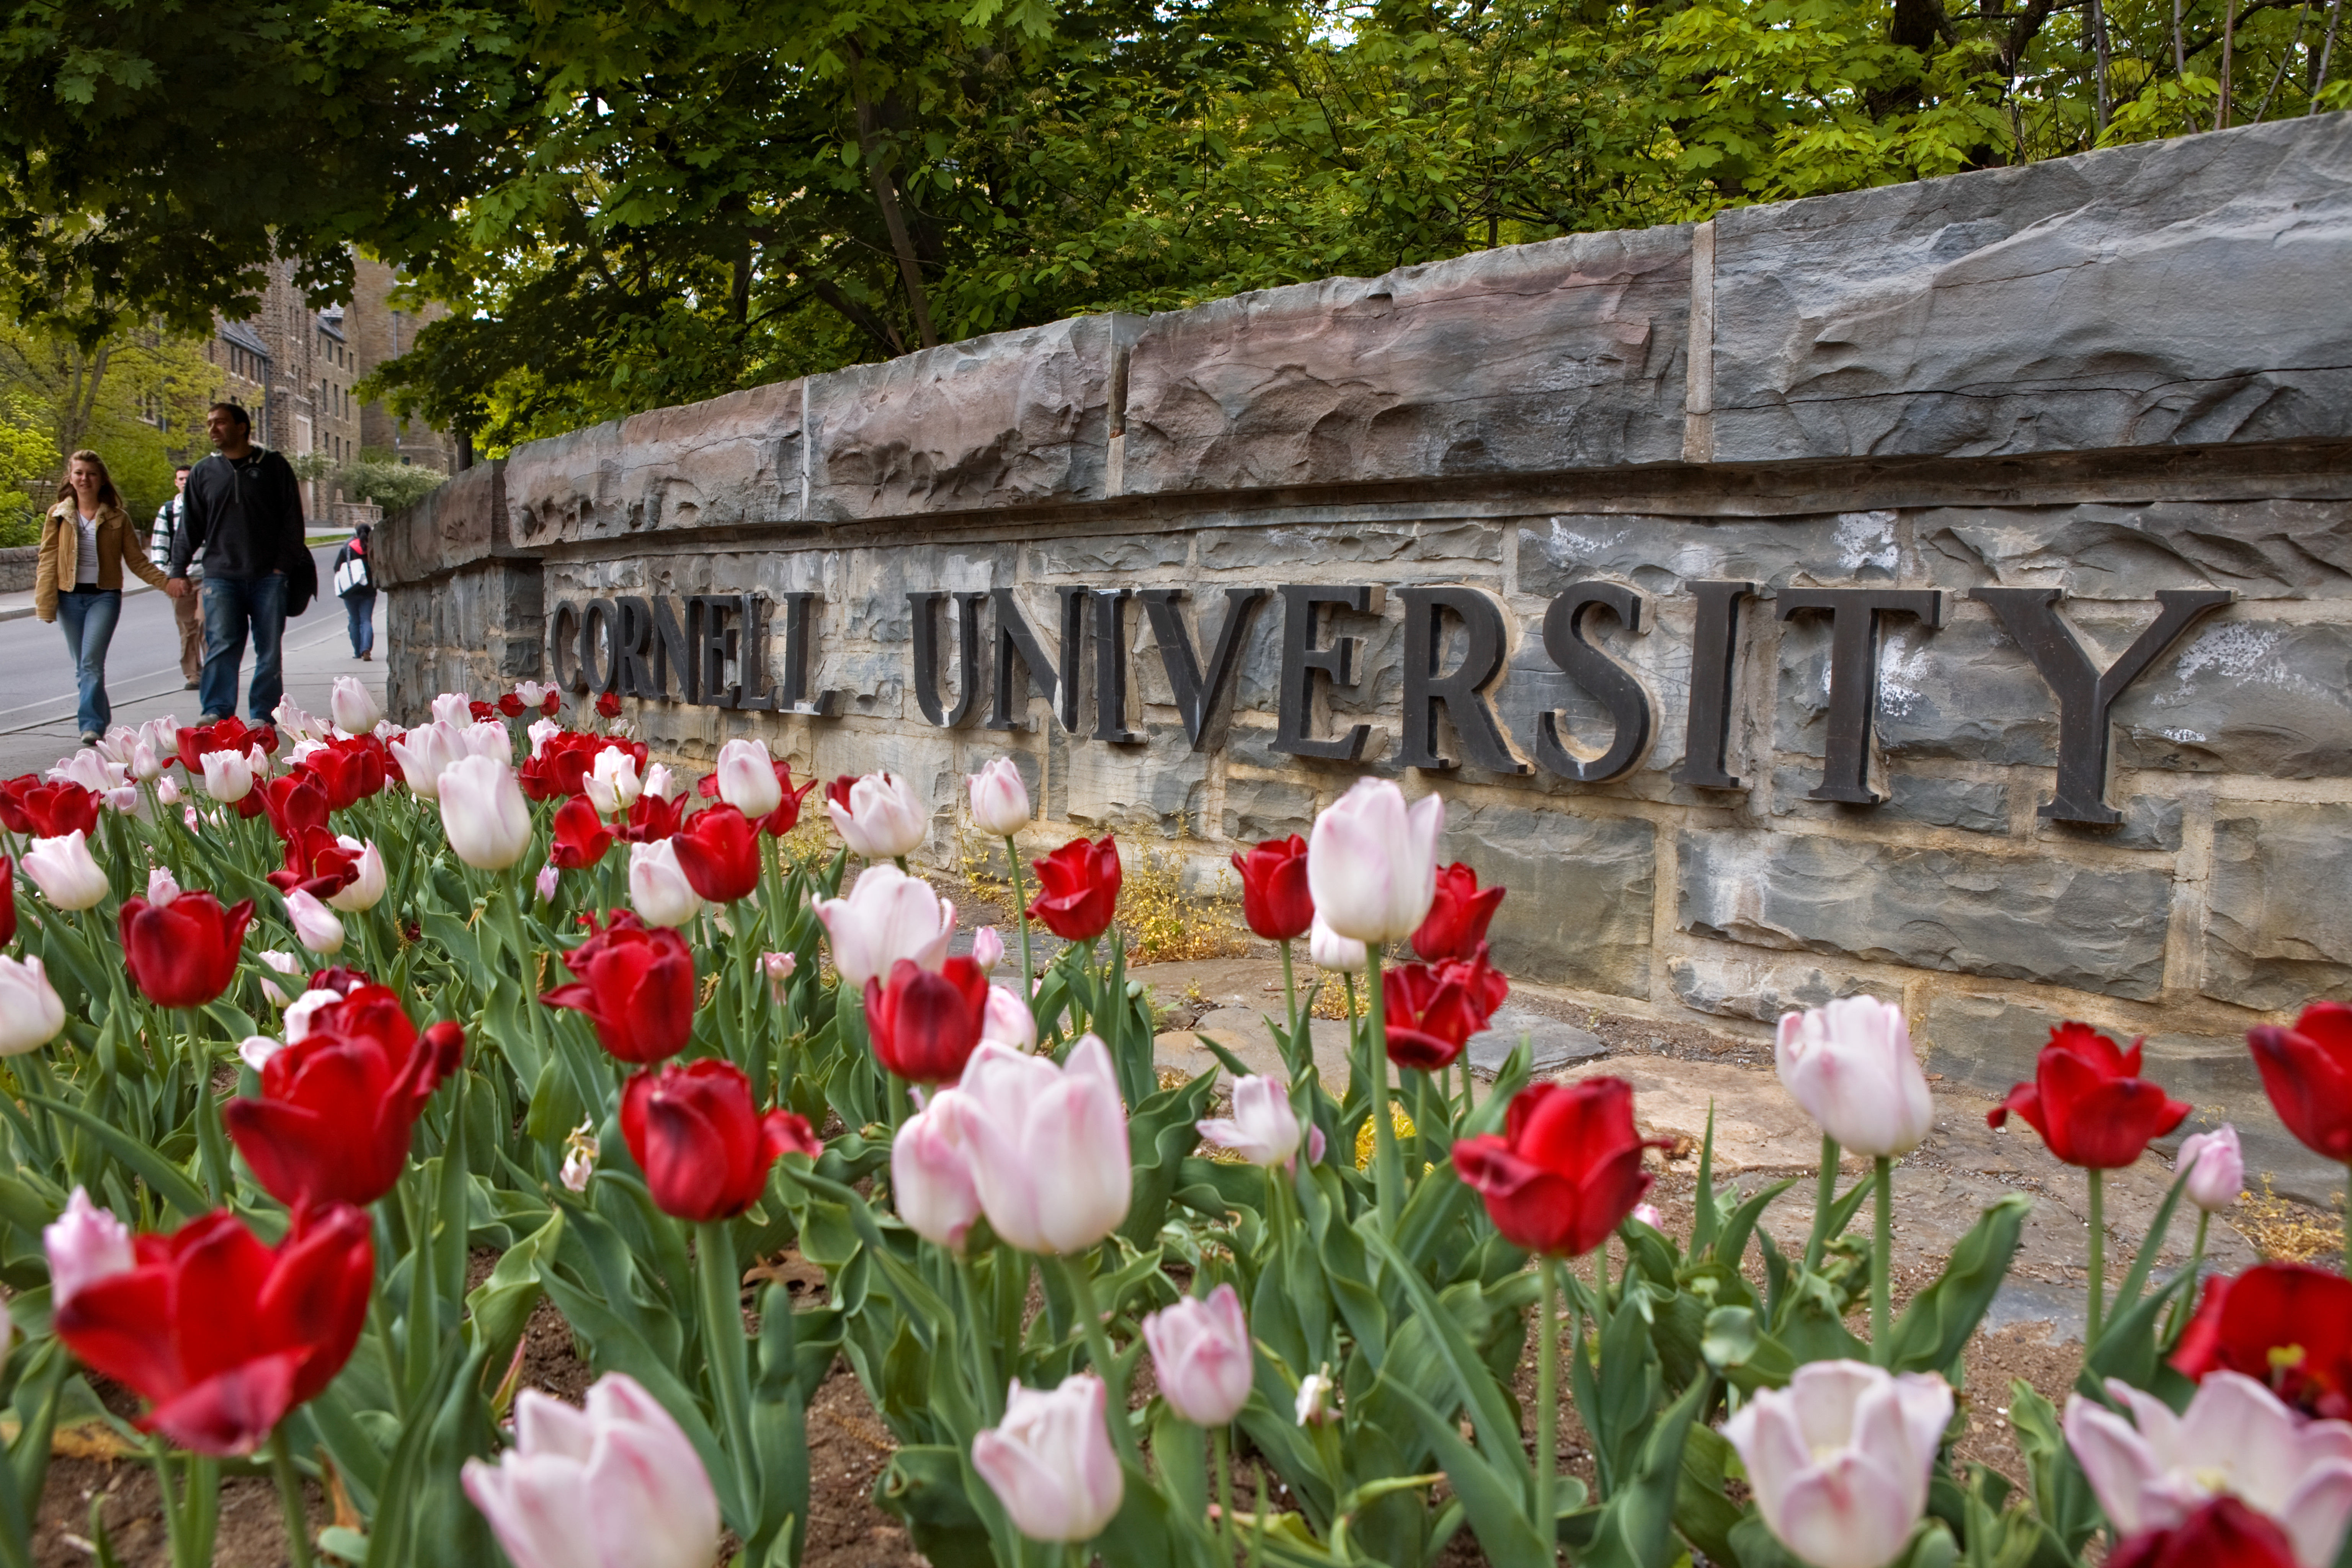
[298, 738, 386, 811]
[0, 776, 29, 834]
[0, 857, 16, 949]
[596, 691, 622, 719]
[1987, 1022, 2191, 1168]
[760, 767, 817, 838]
[866, 956, 989, 1084]
[2172, 1263, 2352, 1419]
[1454, 1078, 1669, 1256]
[519, 732, 642, 802]
[550, 796, 614, 871]
[670, 804, 760, 903]
[497, 693, 525, 718]
[469, 699, 496, 724]
[120, 891, 253, 1009]
[174, 717, 255, 775]
[5, 778, 100, 838]
[620, 1059, 818, 1222]
[1412, 862, 1506, 962]
[1029, 835, 1121, 942]
[308, 965, 373, 996]
[1231, 836, 1313, 942]
[2109, 1498, 2300, 1568]
[267, 826, 361, 900]
[253, 725, 281, 756]
[224, 990, 463, 1209]
[258, 773, 331, 844]
[1382, 947, 1509, 1071]
[542, 911, 696, 1063]
[2248, 1003, 2352, 1163]
[52, 1204, 372, 1455]
[615, 792, 686, 844]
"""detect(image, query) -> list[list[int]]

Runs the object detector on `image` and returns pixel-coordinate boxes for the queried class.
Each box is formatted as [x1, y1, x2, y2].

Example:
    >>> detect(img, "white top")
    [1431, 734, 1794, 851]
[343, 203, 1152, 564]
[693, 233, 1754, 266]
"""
[74, 512, 97, 585]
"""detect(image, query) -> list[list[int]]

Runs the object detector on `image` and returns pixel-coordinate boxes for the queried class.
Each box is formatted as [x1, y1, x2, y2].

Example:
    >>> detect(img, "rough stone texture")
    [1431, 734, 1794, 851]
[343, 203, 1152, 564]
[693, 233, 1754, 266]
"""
[2110, 616, 2352, 777]
[2037, 792, 2183, 852]
[1778, 611, 2060, 766]
[2204, 802, 2352, 1011]
[1917, 497, 2352, 599]
[1221, 773, 1320, 844]
[1122, 226, 1692, 494]
[1678, 830, 2174, 999]
[506, 381, 804, 550]
[1467, 1005, 1610, 1076]
[1918, 991, 2341, 1204]
[1710, 117, 2352, 462]
[1770, 766, 2009, 834]
[808, 316, 1134, 519]
[1442, 804, 1655, 996]
[374, 461, 511, 587]
[1668, 953, 1901, 1025]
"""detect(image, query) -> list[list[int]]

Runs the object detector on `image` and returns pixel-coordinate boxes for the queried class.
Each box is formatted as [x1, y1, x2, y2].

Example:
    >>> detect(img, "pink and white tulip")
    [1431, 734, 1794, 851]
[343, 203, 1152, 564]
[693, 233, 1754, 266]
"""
[1196, 1075, 1302, 1168]
[714, 738, 784, 818]
[892, 1093, 983, 1250]
[23, 832, 107, 910]
[2179, 1124, 2244, 1213]
[954, 1036, 1130, 1254]
[327, 838, 387, 913]
[812, 864, 955, 988]
[827, 770, 928, 860]
[627, 841, 704, 929]
[42, 1187, 133, 1310]
[462, 1373, 721, 1568]
[972, 1374, 1124, 1544]
[586, 749, 642, 815]
[1142, 1285, 1253, 1427]
[1773, 997, 1934, 1158]
[389, 721, 467, 800]
[200, 747, 254, 803]
[980, 984, 1036, 1050]
[438, 755, 534, 871]
[1306, 777, 1444, 946]
[285, 889, 346, 956]
[330, 677, 382, 735]
[0, 956, 65, 1055]
[1721, 1359, 1952, 1568]
[967, 758, 1031, 837]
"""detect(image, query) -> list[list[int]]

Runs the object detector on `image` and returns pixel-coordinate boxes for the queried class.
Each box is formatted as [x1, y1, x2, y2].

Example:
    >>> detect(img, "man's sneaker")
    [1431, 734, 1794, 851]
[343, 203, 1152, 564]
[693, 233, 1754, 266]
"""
[184, 679, 199, 690]
[78, 731, 99, 747]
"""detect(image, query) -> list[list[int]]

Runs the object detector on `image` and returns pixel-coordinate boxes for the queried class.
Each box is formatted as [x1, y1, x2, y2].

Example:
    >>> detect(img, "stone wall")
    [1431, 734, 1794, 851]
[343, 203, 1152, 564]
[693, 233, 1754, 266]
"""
[382, 117, 2352, 1196]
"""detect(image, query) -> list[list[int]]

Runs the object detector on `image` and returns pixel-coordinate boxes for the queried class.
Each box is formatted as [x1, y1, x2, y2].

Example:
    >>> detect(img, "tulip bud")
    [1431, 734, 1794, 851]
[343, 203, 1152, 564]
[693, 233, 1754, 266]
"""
[586, 747, 643, 815]
[259, 949, 302, 977]
[812, 864, 956, 987]
[183, 805, 201, 833]
[0, 955, 65, 1055]
[1308, 915, 1366, 974]
[1142, 1285, 1253, 1427]
[892, 1093, 982, 1249]
[1723, 1361, 1952, 1568]
[981, 984, 1037, 1050]
[22, 832, 108, 910]
[42, 1187, 134, 1309]
[715, 738, 785, 818]
[157, 776, 183, 807]
[762, 951, 796, 1005]
[245, 743, 271, 780]
[1196, 1075, 1302, 1168]
[1633, 1202, 1664, 1230]
[330, 676, 383, 736]
[200, 748, 254, 803]
[968, 758, 1032, 837]
[129, 740, 162, 783]
[561, 1121, 598, 1193]
[438, 755, 534, 871]
[643, 762, 684, 802]
[2178, 1124, 2244, 1214]
[147, 865, 181, 906]
[970, 925, 1005, 973]
[628, 840, 704, 929]
[1774, 996, 1935, 1159]
[457, 722, 512, 763]
[431, 692, 474, 729]
[326, 839, 387, 913]
[1295, 1369, 1339, 1426]
[284, 889, 346, 956]
[463, 1374, 722, 1568]
[1306, 776, 1445, 945]
[537, 864, 560, 903]
[955, 1037, 1130, 1254]
[826, 771, 929, 860]
[972, 1375, 1124, 1544]
[283, 988, 343, 1044]
[526, 717, 561, 758]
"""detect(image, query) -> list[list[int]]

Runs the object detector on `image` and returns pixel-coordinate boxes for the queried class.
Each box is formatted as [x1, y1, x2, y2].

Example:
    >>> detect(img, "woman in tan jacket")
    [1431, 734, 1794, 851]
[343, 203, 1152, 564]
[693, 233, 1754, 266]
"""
[38, 450, 171, 745]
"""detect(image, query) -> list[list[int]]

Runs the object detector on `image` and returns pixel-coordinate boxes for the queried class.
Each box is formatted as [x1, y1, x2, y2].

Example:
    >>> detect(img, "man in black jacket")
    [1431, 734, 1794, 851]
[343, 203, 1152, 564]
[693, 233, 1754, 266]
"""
[167, 402, 307, 724]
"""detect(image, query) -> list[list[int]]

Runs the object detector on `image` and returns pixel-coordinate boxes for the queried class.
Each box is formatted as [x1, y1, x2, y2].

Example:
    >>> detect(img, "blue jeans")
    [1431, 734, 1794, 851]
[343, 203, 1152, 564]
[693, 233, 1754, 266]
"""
[200, 573, 287, 725]
[55, 588, 122, 737]
[345, 590, 376, 657]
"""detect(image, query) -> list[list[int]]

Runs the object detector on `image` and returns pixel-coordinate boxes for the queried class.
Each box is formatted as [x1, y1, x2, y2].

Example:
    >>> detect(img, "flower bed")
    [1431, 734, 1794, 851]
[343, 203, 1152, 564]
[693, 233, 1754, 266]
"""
[0, 677, 2342, 1568]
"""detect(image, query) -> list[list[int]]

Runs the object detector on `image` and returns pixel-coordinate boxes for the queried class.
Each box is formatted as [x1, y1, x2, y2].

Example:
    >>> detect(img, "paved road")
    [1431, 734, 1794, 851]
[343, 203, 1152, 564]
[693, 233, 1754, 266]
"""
[0, 545, 387, 778]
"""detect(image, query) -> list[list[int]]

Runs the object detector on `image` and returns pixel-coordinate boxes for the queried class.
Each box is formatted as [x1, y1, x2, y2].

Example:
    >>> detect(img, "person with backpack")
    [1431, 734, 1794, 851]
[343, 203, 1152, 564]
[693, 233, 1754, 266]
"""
[149, 463, 202, 689]
[166, 401, 316, 725]
[38, 450, 173, 745]
[333, 523, 376, 661]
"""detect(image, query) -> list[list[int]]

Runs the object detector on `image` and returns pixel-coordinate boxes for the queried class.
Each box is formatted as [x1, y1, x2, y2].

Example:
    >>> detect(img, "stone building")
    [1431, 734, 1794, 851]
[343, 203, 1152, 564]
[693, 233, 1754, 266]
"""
[349, 256, 457, 474]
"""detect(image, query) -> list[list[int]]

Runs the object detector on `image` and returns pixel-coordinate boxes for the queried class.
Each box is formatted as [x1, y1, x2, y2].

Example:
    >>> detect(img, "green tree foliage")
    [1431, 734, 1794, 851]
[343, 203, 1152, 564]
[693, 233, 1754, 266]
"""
[292, 454, 449, 515]
[0, 321, 216, 540]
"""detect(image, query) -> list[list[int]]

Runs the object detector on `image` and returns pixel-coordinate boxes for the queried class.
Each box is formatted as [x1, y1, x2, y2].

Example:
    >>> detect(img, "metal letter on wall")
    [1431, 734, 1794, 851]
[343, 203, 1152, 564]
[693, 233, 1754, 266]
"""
[548, 600, 583, 692]
[1274, 584, 1384, 762]
[910, 591, 986, 727]
[1397, 586, 1529, 773]
[1092, 589, 1142, 744]
[1777, 587, 1947, 804]
[1535, 583, 1653, 784]
[613, 596, 657, 698]
[1973, 586, 2234, 825]
[649, 596, 701, 705]
[1136, 588, 1265, 752]
[773, 592, 841, 717]
[578, 599, 620, 695]
[1671, 580, 1756, 791]
[694, 594, 742, 709]
[990, 586, 1088, 732]
[735, 595, 778, 710]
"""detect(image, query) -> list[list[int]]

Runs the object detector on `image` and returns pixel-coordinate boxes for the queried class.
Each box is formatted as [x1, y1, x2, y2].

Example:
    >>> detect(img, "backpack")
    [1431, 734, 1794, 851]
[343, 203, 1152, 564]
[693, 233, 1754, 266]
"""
[333, 546, 372, 598]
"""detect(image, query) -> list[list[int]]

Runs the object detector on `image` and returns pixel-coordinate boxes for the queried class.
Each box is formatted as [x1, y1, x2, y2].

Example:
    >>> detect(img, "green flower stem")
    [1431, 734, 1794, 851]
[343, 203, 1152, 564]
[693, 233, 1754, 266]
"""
[2086, 1168, 2106, 1348]
[270, 1426, 314, 1568]
[1805, 1134, 1841, 1271]
[1212, 1425, 1237, 1564]
[955, 1253, 1002, 1426]
[1366, 946, 1401, 1226]
[695, 1220, 760, 1529]
[185, 1008, 230, 1205]
[1278, 939, 1299, 1066]
[1006, 835, 1035, 1003]
[1053, 1252, 1139, 1469]
[1872, 1155, 1893, 1360]
[1535, 1256, 1562, 1548]
[2189, 1209, 2210, 1291]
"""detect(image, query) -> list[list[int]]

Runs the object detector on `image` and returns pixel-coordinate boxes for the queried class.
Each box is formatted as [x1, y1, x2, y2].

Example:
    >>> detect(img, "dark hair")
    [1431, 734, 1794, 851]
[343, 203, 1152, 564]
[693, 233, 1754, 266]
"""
[173, 463, 191, 475]
[57, 450, 122, 511]
[208, 401, 251, 432]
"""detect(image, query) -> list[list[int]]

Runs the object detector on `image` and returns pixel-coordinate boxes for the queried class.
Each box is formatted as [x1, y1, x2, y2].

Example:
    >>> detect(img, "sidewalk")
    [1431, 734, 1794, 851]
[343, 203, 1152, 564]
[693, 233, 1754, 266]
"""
[0, 535, 352, 624]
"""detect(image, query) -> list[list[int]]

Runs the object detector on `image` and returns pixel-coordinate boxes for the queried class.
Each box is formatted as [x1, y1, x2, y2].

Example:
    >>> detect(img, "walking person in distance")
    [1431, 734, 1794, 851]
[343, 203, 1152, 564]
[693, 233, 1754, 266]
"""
[167, 402, 315, 725]
[148, 463, 203, 689]
[332, 523, 376, 661]
[37, 450, 172, 745]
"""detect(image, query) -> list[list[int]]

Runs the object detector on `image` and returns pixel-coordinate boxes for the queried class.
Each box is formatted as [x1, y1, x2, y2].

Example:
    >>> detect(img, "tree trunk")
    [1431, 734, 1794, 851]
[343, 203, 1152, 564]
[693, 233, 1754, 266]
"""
[849, 72, 938, 351]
